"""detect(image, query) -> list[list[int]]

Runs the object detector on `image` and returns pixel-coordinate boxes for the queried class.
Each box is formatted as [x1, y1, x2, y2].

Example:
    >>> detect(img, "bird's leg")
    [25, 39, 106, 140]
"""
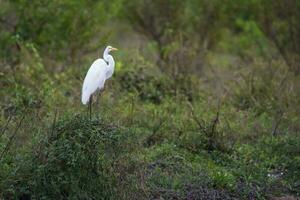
[96, 91, 101, 119]
[87, 99, 90, 119]
[97, 91, 100, 107]
[89, 95, 93, 121]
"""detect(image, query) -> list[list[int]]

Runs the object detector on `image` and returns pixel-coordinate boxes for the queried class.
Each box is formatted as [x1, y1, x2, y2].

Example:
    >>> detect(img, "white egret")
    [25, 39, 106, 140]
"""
[81, 45, 118, 119]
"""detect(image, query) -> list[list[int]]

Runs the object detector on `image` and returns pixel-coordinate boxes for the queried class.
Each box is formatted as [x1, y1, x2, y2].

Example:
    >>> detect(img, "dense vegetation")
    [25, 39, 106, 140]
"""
[1, 0, 299, 199]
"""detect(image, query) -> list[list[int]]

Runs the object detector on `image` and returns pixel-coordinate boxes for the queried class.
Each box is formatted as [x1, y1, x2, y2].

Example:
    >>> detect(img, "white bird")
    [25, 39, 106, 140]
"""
[81, 45, 118, 118]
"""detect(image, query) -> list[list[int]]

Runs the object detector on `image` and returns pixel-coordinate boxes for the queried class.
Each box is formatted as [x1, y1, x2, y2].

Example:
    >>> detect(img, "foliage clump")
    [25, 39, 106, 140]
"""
[1, 116, 137, 199]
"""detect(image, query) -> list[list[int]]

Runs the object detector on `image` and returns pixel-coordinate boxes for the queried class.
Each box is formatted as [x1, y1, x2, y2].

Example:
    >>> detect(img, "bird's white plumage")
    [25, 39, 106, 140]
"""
[81, 46, 117, 105]
[81, 59, 108, 104]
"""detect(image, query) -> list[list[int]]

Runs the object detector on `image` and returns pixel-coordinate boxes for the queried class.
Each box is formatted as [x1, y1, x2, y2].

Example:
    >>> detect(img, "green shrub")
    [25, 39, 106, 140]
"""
[1, 115, 139, 199]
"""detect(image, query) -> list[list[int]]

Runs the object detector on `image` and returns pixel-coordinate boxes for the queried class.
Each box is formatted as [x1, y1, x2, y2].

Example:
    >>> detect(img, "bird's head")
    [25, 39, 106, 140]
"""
[106, 45, 118, 53]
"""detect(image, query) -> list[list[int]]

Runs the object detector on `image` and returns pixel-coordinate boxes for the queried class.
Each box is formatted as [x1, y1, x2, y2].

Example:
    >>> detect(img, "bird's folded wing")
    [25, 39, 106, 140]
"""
[82, 59, 108, 104]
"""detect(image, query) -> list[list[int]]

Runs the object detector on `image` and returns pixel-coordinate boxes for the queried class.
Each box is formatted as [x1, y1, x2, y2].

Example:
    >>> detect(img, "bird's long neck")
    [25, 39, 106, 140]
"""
[103, 51, 115, 71]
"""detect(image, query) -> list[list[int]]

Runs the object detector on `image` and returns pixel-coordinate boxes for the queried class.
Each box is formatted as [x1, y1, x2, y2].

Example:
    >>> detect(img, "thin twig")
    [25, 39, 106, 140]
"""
[272, 111, 283, 136]
[50, 109, 58, 138]
[0, 115, 25, 161]
[0, 115, 12, 138]
[187, 101, 205, 131]
[146, 118, 166, 146]
[211, 99, 221, 136]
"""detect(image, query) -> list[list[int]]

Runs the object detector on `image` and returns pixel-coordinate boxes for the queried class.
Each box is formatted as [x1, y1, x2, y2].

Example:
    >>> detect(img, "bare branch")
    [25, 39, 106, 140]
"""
[187, 101, 206, 132]
[0, 115, 12, 138]
[0, 115, 25, 161]
[272, 111, 283, 136]
[50, 109, 58, 139]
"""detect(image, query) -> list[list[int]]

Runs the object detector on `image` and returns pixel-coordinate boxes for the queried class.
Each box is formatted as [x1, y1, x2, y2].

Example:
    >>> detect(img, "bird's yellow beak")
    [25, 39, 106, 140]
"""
[111, 47, 118, 51]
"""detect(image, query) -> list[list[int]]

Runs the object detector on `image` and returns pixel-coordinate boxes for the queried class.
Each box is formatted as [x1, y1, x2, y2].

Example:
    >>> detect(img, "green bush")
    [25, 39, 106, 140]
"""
[0, 115, 138, 199]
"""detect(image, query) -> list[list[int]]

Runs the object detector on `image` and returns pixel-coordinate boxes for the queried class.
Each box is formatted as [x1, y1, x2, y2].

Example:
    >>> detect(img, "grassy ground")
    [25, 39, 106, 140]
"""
[1, 66, 299, 199]
[1, 1, 300, 199]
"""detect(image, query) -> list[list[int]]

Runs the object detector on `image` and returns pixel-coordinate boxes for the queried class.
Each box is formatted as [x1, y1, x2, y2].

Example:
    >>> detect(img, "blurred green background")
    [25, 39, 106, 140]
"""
[0, 0, 300, 199]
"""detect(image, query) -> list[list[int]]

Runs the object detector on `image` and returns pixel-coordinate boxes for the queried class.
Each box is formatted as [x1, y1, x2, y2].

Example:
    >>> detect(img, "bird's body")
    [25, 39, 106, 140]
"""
[81, 46, 118, 106]
[81, 59, 107, 104]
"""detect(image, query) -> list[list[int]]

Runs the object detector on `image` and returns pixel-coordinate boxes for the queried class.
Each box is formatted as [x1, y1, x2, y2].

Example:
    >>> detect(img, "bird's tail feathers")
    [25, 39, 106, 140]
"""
[81, 92, 90, 105]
